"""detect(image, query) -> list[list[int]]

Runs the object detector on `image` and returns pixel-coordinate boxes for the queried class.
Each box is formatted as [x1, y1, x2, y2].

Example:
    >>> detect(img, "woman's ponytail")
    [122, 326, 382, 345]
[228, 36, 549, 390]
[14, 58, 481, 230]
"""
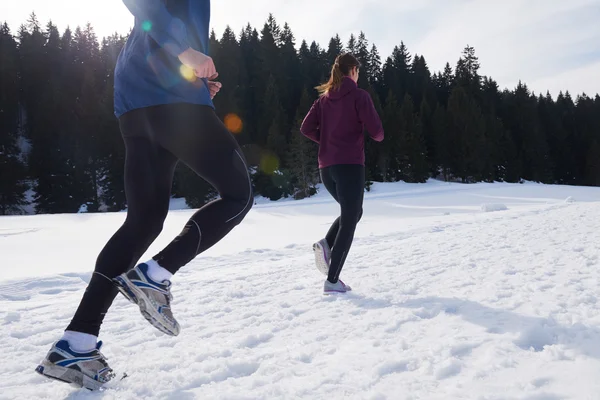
[316, 53, 360, 96]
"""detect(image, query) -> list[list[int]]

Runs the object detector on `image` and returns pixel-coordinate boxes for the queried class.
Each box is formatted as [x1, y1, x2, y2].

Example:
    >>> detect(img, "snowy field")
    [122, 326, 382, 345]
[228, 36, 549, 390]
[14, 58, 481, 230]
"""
[1, 180, 600, 399]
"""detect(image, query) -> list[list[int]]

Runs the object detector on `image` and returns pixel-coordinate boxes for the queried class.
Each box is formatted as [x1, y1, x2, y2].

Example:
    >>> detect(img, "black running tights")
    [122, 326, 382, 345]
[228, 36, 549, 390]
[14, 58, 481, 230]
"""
[321, 164, 365, 284]
[66, 104, 253, 336]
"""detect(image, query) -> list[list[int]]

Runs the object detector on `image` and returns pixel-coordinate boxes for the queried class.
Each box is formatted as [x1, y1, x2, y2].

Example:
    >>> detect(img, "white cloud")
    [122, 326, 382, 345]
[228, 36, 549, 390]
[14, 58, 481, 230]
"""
[2, 0, 599, 96]
[527, 60, 600, 98]
[411, 0, 600, 96]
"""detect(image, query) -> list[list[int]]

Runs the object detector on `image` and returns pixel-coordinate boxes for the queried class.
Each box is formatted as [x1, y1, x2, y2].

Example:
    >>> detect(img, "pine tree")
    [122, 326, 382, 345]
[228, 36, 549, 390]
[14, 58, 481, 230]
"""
[0, 137, 27, 215]
[72, 23, 105, 212]
[446, 86, 486, 182]
[354, 32, 370, 89]
[595, 95, 600, 153]
[455, 45, 481, 97]
[368, 44, 382, 87]
[539, 92, 568, 183]
[97, 33, 127, 211]
[433, 105, 450, 180]
[261, 74, 283, 147]
[310, 41, 327, 90]
[573, 93, 596, 185]
[481, 77, 502, 114]
[326, 34, 343, 66]
[410, 55, 432, 108]
[212, 27, 246, 141]
[381, 42, 412, 102]
[436, 62, 454, 107]
[18, 13, 47, 159]
[483, 113, 509, 182]
[363, 85, 385, 185]
[419, 98, 435, 174]
[503, 82, 553, 183]
[258, 17, 284, 144]
[18, 15, 69, 213]
[500, 130, 521, 183]
[346, 34, 357, 54]
[0, 23, 28, 214]
[298, 40, 310, 82]
[267, 107, 287, 161]
[398, 94, 429, 183]
[287, 88, 318, 199]
[265, 14, 281, 45]
[381, 91, 402, 181]
[585, 140, 600, 186]
[239, 24, 261, 144]
[279, 23, 301, 125]
[254, 73, 290, 200]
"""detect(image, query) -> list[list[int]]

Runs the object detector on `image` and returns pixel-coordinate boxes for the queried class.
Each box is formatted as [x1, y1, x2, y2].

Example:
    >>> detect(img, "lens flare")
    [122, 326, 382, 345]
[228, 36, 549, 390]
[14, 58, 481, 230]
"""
[179, 65, 196, 82]
[260, 153, 279, 175]
[224, 113, 243, 134]
[142, 21, 152, 32]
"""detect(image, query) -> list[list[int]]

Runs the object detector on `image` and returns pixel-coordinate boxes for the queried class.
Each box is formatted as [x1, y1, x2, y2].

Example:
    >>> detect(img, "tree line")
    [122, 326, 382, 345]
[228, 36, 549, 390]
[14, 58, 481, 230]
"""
[1, 13, 599, 215]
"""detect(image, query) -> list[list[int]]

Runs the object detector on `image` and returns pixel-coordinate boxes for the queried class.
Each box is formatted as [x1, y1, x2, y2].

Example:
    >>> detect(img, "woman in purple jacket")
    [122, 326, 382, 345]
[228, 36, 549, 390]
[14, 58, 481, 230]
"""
[300, 53, 384, 294]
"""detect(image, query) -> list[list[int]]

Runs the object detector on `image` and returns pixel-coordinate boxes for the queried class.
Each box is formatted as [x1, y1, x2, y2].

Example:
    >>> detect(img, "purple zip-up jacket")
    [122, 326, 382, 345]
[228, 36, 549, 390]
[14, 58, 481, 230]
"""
[300, 77, 384, 169]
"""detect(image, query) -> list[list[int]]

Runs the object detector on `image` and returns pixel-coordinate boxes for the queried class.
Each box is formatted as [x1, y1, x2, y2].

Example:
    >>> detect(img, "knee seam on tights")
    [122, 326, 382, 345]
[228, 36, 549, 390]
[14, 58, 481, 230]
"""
[191, 219, 202, 255]
[93, 271, 114, 282]
[225, 149, 252, 224]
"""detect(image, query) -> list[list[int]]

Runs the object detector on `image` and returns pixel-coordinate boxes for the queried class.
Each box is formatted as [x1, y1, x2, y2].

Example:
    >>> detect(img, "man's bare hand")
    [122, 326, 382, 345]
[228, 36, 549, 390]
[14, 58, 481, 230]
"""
[207, 75, 222, 99]
[178, 48, 217, 78]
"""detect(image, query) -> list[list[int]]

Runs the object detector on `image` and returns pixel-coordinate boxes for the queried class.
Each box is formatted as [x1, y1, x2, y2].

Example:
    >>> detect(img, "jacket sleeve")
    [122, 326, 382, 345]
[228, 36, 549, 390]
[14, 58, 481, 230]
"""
[300, 99, 321, 144]
[357, 90, 384, 142]
[122, 0, 191, 57]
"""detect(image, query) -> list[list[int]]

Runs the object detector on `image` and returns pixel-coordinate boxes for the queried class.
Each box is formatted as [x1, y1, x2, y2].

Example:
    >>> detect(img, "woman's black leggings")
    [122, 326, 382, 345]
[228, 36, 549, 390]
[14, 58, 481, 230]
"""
[66, 104, 253, 336]
[321, 164, 365, 284]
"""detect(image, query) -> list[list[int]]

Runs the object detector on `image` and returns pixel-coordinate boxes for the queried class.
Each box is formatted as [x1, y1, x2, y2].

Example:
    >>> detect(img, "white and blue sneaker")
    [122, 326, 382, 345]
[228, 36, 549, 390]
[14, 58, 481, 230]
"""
[313, 239, 331, 276]
[113, 263, 180, 336]
[35, 340, 114, 390]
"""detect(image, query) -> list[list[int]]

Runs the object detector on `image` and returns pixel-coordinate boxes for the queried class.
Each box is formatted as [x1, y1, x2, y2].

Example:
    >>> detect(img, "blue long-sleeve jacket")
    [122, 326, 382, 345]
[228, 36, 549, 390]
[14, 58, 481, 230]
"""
[114, 0, 214, 117]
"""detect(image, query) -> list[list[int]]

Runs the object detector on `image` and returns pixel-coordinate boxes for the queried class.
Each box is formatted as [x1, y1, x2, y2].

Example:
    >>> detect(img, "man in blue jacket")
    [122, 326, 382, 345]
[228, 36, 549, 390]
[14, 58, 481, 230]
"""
[35, 0, 253, 390]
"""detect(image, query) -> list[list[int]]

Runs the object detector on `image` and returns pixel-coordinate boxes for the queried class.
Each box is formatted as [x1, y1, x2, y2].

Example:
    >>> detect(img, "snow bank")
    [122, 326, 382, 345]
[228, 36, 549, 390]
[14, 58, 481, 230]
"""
[480, 203, 508, 212]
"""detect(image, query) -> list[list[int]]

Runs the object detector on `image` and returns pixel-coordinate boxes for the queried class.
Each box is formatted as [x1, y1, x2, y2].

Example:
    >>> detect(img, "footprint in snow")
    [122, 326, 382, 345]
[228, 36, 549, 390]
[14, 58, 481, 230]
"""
[239, 333, 274, 348]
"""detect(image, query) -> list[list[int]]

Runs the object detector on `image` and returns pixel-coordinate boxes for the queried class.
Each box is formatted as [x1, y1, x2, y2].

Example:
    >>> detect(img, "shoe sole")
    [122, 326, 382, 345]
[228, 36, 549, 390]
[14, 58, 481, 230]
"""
[113, 275, 180, 337]
[323, 290, 347, 295]
[313, 242, 330, 276]
[35, 361, 104, 391]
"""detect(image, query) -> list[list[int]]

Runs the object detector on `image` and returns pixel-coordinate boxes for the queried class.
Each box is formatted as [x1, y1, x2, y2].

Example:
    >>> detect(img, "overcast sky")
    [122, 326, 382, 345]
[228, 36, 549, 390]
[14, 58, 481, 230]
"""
[2, 0, 600, 97]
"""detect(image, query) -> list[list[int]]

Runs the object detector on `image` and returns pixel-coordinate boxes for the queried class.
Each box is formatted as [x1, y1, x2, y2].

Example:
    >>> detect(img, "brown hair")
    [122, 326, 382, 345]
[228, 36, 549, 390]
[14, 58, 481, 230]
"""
[316, 53, 361, 96]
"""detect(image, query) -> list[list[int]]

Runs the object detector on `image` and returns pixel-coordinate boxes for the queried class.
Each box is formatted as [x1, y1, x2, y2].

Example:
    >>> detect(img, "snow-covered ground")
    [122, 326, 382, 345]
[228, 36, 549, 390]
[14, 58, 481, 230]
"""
[1, 180, 600, 399]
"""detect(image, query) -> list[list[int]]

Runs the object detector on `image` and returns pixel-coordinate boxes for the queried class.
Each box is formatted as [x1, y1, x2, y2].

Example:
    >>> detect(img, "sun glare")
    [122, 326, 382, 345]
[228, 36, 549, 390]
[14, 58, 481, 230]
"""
[224, 113, 243, 134]
[179, 65, 196, 82]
